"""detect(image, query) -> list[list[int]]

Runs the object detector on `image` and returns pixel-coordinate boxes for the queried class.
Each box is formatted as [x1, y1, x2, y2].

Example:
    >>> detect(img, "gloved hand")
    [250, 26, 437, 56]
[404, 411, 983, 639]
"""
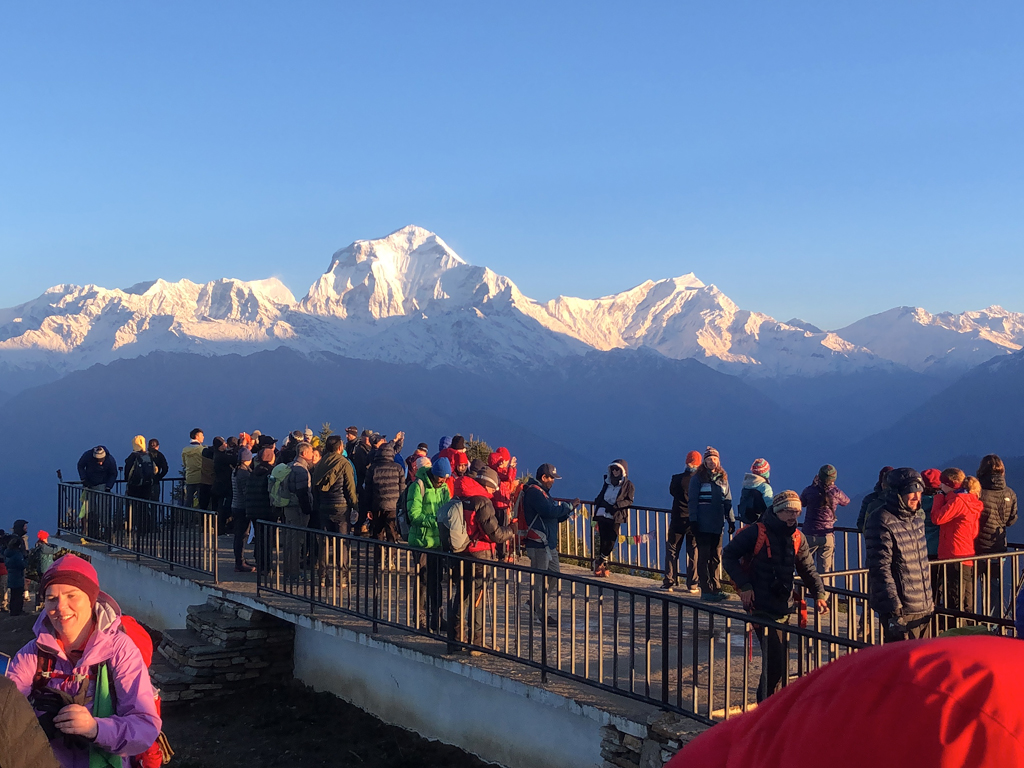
[886, 615, 908, 638]
[728, 522, 736, 536]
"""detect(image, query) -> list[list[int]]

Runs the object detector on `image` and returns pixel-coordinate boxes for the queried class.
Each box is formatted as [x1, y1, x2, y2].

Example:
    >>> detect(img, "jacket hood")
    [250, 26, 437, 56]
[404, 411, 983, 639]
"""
[438, 436, 452, 452]
[454, 475, 490, 500]
[607, 459, 628, 482]
[374, 445, 396, 463]
[743, 473, 768, 489]
[981, 474, 1007, 491]
[488, 447, 511, 469]
[33, 590, 123, 665]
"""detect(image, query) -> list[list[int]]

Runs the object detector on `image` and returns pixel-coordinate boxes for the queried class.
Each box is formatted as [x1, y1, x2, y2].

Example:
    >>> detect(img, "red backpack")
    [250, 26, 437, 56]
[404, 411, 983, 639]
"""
[733, 523, 808, 628]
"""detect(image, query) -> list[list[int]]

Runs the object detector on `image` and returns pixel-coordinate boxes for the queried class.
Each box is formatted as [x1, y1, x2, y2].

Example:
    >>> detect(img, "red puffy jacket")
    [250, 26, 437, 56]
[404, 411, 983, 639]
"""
[931, 491, 983, 566]
[669, 637, 1024, 768]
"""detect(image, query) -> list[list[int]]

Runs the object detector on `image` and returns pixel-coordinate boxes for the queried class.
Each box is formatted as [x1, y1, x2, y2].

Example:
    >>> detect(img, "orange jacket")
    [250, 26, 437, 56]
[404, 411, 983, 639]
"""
[931, 490, 983, 565]
[669, 637, 1024, 768]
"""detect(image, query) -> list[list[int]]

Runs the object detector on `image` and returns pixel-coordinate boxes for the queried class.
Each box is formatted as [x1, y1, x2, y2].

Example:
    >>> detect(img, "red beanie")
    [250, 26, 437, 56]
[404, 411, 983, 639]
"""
[37, 530, 49, 542]
[685, 451, 702, 467]
[39, 554, 101, 605]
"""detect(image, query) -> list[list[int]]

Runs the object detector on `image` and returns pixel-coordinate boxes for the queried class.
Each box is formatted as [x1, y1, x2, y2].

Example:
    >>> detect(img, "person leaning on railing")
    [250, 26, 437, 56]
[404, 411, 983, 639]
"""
[591, 460, 634, 578]
[975, 454, 1019, 615]
[722, 490, 828, 702]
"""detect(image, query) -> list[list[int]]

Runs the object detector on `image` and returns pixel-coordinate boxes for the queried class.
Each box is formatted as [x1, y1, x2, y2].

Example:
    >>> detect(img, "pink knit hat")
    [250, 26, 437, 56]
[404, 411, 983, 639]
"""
[39, 554, 101, 605]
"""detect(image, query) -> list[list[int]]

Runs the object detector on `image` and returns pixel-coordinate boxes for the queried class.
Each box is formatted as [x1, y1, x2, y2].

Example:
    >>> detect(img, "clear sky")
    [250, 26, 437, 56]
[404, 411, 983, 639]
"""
[2, 3, 1022, 329]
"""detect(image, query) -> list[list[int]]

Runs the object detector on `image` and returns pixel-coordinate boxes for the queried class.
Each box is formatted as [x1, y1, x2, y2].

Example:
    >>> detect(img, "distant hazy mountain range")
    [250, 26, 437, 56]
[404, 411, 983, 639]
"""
[3, 225, 1023, 393]
[3, 225, 1023, 531]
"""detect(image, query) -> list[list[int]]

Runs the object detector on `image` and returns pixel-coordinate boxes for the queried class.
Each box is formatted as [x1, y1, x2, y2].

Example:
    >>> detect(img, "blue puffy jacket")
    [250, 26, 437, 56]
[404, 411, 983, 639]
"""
[77, 448, 118, 490]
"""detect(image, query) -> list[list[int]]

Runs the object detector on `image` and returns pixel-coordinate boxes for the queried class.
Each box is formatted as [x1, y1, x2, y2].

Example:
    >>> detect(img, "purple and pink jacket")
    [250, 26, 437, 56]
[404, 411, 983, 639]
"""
[5, 593, 161, 768]
[800, 479, 851, 536]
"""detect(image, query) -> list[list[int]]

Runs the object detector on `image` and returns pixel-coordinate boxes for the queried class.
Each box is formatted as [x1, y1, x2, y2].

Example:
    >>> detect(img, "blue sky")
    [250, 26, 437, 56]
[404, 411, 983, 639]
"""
[1, 2, 1022, 329]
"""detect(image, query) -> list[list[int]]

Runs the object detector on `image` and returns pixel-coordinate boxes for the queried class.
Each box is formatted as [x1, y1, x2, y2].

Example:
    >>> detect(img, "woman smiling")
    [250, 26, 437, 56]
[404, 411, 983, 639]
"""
[5, 555, 161, 768]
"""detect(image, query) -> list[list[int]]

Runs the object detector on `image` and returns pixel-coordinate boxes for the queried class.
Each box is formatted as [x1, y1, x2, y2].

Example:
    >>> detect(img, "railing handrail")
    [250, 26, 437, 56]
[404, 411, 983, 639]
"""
[58, 481, 208, 516]
[254, 520, 867, 721]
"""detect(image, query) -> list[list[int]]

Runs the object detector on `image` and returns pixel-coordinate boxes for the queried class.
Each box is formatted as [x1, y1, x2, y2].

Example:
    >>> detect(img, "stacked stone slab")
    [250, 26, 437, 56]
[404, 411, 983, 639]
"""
[152, 596, 294, 704]
[599, 711, 708, 768]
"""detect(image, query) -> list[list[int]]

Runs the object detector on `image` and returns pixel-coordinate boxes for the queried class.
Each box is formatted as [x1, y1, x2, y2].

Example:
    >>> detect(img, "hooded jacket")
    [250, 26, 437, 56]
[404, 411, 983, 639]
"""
[364, 446, 405, 513]
[7, 593, 161, 768]
[865, 488, 932, 617]
[737, 473, 774, 524]
[799, 477, 850, 536]
[931, 490, 983, 565]
[722, 509, 825, 620]
[856, 482, 885, 533]
[460, 496, 516, 555]
[688, 469, 734, 536]
[487, 448, 517, 510]
[406, 466, 451, 550]
[76, 449, 117, 491]
[312, 450, 359, 514]
[593, 460, 635, 524]
[668, 637, 1024, 768]
[975, 474, 1018, 554]
[522, 477, 573, 550]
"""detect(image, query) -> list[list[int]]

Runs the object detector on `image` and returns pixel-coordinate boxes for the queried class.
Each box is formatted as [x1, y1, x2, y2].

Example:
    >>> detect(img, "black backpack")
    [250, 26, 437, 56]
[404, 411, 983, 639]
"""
[127, 451, 154, 488]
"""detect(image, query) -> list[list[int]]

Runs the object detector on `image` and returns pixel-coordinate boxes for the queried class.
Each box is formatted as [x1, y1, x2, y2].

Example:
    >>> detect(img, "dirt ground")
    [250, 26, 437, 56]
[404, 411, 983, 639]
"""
[1, 611, 489, 768]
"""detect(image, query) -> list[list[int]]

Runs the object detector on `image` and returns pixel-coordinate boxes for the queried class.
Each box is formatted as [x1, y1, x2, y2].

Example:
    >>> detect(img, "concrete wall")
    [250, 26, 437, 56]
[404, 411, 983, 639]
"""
[68, 545, 648, 768]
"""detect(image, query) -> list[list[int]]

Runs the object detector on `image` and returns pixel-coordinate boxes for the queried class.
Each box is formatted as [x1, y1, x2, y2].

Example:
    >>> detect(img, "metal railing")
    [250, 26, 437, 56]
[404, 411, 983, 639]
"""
[253, 521, 866, 722]
[57, 482, 219, 580]
[557, 500, 869, 575]
[110, 476, 186, 507]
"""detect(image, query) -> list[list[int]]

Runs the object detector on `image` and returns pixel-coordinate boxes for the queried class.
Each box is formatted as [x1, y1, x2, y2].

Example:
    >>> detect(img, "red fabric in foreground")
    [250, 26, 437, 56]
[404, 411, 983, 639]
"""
[669, 636, 1024, 768]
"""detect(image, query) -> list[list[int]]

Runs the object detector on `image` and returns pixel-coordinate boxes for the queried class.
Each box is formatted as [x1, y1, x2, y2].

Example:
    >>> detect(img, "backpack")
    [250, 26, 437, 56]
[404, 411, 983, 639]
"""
[733, 523, 808, 628]
[268, 463, 294, 508]
[127, 452, 154, 488]
[436, 497, 468, 553]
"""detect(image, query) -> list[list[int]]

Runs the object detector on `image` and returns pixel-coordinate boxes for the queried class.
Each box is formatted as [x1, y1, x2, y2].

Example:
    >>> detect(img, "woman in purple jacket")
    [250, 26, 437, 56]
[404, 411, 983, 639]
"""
[799, 464, 851, 573]
[5, 555, 161, 768]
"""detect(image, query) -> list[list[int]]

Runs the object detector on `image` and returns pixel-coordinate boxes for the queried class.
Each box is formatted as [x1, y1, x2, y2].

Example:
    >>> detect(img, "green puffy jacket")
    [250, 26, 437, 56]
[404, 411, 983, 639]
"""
[406, 466, 450, 550]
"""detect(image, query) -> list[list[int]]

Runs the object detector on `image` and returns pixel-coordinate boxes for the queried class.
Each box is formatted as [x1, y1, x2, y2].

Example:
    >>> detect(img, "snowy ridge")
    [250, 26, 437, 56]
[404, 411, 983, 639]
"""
[0, 225, 1019, 386]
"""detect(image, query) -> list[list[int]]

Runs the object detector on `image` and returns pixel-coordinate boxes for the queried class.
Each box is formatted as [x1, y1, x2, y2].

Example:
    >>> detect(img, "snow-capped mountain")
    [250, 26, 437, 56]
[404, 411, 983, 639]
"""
[837, 306, 1024, 373]
[0, 225, 1017, 391]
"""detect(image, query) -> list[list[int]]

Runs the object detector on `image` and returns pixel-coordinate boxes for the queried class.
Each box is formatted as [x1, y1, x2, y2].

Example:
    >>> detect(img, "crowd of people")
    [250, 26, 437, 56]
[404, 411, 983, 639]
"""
[66, 431, 1021, 704]
[1, 521, 59, 616]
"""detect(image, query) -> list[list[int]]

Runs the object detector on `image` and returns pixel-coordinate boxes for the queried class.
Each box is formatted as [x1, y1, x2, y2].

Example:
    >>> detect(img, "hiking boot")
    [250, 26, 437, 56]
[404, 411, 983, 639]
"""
[701, 592, 727, 602]
[234, 563, 255, 573]
[688, 586, 701, 595]
[661, 581, 675, 592]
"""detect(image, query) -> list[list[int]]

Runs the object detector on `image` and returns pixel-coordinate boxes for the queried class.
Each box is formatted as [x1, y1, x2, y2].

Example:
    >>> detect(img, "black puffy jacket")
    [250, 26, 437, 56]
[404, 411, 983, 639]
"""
[212, 449, 234, 496]
[975, 474, 1018, 555]
[365, 447, 406, 513]
[865, 490, 932, 617]
[856, 484, 884, 533]
[723, 511, 825, 620]
[245, 463, 277, 521]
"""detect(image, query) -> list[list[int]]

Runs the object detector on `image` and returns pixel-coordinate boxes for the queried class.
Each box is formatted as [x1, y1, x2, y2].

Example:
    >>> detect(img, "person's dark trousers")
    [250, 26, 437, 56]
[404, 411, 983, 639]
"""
[977, 557, 1005, 616]
[233, 511, 252, 568]
[665, 517, 698, 589]
[595, 517, 618, 569]
[185, 483, 200, 509]
[150, 482, 162, 504]
[449, 550, 492, 649]
[214, 493, 232, 535]
[323, 514, 351, 584]
[755, 615, 790, 702]
[250, 514, 282, 575]
[126, 486, 152, 536]
[881, 611, 932, 642]
[8, 586, 24, 617]
[198, 484, 213, 511]
[417, 550, 443, 632]
[371, 510, 401, 543]
[694, 532, 723, 593]
[940, 563, 975, 627]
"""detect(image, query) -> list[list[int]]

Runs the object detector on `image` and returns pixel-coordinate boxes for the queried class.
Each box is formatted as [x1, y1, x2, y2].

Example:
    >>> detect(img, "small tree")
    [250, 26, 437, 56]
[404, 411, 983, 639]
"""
[319, 422, 334, 445]
[466, 436, 493, 464]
